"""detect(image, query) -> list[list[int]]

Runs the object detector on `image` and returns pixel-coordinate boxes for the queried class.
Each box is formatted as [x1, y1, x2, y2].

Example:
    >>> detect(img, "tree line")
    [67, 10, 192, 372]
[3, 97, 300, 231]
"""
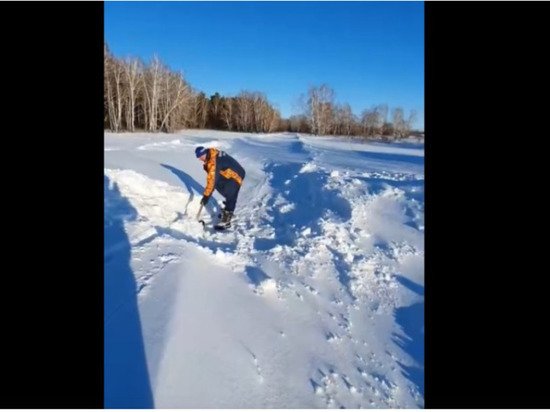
[105, 44, 421, 139]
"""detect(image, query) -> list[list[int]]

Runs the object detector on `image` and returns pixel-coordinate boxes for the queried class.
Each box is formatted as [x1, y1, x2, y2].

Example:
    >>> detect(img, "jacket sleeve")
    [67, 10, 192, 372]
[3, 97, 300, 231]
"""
[203, 149, 218, 197]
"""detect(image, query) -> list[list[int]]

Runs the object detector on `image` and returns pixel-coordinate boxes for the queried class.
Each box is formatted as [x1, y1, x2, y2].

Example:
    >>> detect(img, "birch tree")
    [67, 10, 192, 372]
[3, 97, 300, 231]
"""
[122, 57, 141, 132]
[307, 84, 335, 135]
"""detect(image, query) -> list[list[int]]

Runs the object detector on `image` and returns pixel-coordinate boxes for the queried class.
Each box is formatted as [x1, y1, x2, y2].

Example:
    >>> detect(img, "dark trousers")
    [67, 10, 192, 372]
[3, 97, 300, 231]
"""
[218, 179, 241, 212]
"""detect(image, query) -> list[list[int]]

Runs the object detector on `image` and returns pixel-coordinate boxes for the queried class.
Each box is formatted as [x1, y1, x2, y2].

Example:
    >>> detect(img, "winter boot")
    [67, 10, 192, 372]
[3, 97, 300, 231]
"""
[217, 201, 227, 219]
[215, 210, 233, 230]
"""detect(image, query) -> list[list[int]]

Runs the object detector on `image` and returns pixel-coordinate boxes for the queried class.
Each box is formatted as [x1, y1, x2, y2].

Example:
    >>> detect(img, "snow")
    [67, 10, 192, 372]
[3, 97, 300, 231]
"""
[104, 129, 424, 408]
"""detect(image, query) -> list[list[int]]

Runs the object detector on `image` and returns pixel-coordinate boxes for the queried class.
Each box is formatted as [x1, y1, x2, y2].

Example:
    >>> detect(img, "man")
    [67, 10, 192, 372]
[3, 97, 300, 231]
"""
[195, 146, 246, 230]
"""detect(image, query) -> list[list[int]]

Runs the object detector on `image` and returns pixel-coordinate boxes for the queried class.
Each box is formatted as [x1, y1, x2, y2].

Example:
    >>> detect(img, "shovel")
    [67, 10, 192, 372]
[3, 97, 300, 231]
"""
[196, 204, 206, 228]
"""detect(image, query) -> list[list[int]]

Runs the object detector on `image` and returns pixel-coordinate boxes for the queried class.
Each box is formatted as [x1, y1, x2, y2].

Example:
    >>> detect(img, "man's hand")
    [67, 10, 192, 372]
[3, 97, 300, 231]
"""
[200, 195, 209, 206]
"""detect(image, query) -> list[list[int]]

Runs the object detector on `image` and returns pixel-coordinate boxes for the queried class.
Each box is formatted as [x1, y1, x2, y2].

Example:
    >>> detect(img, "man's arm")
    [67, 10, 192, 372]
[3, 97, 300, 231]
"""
[201, 149, 218, 205]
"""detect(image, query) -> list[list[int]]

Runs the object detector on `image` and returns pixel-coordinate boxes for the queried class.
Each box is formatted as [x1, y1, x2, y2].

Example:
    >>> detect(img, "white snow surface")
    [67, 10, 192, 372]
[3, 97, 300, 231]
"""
[104, 129, 424, 408]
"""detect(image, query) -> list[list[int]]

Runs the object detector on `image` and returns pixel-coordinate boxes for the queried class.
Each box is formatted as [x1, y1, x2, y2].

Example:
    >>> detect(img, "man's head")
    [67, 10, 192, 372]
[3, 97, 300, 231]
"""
[195, 146, 208, 162]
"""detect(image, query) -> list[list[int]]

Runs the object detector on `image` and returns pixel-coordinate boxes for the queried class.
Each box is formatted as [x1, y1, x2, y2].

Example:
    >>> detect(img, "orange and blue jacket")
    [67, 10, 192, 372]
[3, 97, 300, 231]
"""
[202, 148, 246, 199]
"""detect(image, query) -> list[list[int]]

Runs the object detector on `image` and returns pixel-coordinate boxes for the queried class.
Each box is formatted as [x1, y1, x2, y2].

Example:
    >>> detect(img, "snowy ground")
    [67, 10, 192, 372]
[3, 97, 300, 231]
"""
[104, 129, 424, 408]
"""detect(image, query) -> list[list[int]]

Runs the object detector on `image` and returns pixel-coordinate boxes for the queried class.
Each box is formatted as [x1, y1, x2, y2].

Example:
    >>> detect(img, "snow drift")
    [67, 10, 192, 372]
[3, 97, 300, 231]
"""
[104, 130, 424, 408]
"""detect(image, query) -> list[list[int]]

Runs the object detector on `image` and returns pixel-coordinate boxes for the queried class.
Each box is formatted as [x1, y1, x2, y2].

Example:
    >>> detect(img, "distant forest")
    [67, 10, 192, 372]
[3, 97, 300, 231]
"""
[105, 44, 422, 139]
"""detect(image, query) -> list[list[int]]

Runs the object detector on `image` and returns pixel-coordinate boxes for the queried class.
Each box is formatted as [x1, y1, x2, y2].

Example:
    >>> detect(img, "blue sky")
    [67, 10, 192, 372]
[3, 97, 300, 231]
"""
[105, 2, 424, 130]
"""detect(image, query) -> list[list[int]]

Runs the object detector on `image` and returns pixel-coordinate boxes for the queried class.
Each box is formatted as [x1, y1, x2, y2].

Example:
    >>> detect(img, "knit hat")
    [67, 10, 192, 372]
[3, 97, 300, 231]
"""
[195, 146, 208, 158]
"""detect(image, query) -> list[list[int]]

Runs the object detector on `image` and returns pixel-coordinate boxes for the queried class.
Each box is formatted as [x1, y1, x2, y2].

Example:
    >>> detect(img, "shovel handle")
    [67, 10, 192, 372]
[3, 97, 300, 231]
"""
[196, 203, 204, 221]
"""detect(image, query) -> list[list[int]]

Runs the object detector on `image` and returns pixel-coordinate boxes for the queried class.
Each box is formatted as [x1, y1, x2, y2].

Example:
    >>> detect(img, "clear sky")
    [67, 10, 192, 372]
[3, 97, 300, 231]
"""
[105, 2, 424, 130]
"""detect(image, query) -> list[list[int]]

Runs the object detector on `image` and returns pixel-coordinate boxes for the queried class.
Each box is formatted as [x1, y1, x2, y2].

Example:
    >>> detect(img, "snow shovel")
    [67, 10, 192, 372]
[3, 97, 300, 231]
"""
[196, 204, 206, 228]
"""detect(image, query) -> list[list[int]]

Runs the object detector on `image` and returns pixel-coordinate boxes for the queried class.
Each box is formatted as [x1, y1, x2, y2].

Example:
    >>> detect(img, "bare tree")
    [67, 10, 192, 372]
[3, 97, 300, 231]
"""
[234, 91, 254, 131]
[134, 58, 149, 131]
[142, 55, 163, 131]
[277, 118, 290, 132]
[333, 104, 342, 136]
[360, 108, 377, 138]
[406, 109, 417, 136]
[122, 57, 141, 132]
[250, 92, 280, 133]
[359, 104, 387, 138]
[104, 44, 114, 130]
[334, 103, 354, 136]
[208, 93, 222, 129]
[192, 92, 209, 129]
[289, 115, 310, 133]
[392, 107, 407, 139]
[158, 71, 193, 132]
[267, 106, 281, 133]
[376, 104, 388, 135]
[113, 60, 124, 132]
[307, 84, 335, 135]
[104, 45, 124, 132]
[221, 97, 234, 131]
